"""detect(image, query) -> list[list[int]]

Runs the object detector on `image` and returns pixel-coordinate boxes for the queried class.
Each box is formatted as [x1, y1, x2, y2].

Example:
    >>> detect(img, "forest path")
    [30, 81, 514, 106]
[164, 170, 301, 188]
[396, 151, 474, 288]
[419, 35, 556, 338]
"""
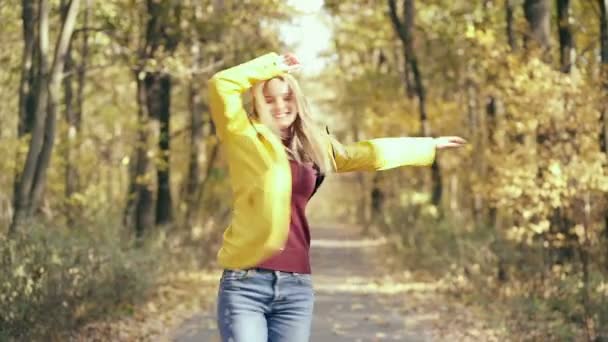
[167, 224, 495, 341]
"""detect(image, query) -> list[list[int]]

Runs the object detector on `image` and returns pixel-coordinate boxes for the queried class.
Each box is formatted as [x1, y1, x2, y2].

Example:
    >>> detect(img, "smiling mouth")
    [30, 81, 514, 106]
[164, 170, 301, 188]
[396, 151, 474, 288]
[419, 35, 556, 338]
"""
[273, 112, 291, 118]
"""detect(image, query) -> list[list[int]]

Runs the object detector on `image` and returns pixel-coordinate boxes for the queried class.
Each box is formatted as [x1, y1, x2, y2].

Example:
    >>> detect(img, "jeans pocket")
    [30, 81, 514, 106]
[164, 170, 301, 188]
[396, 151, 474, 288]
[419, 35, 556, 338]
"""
[221, 269, 251, 281]
[293, 273, 314, 288]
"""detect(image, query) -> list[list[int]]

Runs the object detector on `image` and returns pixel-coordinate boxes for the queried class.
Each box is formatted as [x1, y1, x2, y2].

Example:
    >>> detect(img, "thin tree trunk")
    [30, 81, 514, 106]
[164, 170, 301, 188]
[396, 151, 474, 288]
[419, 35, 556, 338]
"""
[523, 0, 552, 60]
[124, 0, 180, 233]
[31, 0, 81, 215]
[351, 119, 369, 232]
[465, 76, 483, 227]
[12, 0, 49, 232]
[61, 0, 77, 217]
[370, 173, 384, 232]
[598, 0, 608, 270]
[11, 0, 80, 232]
[63, 38, 76, 198]
[147, 0, 176, 226]
[13, 0, 38, 225]
[506, 0, 518, 51]
[17, 0, 38, 138]
[185, 39, 205, 227]
[486, 2, 515, 283]
[153, 73, 173, 225]
[401, 45, 415, 98]
[64, 0, 89, 202]
[552, 0, 577, 264]
[194, 141, 220, 217]
[556, 0, 574, 73]
[486, 93, 508, 282]
[131, 75, 156, 237]
[388, 0, 442, 206]
[75, 2, 89, 133]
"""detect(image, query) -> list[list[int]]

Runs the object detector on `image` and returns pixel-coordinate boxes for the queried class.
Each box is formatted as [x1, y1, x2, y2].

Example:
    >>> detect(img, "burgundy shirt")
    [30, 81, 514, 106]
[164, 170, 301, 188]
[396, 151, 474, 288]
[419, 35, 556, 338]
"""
[256, 160, 318, 274]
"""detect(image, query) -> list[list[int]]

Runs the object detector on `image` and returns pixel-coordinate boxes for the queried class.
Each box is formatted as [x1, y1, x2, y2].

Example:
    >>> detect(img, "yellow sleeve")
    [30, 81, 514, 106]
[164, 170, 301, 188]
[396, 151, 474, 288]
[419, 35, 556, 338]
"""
[207, 52, 284, 141]
[329, 135, 437, 172]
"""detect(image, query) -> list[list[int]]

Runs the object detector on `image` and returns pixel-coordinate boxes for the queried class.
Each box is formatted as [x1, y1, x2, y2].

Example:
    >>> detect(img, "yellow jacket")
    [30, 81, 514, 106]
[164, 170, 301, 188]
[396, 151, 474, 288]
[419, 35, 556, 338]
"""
[208, 52, 436, 269]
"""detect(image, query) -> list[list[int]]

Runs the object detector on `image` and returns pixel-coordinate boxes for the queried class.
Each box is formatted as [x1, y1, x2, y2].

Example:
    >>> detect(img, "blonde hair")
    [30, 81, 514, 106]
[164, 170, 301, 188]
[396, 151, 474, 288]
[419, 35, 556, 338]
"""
[250, 74, 334, 174]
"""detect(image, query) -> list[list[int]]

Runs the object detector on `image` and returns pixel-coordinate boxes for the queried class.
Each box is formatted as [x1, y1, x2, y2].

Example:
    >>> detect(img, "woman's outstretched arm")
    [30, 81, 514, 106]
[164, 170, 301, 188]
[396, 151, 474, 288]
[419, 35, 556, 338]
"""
[207, 53, 299, 141]
[328, 135, 466, 173]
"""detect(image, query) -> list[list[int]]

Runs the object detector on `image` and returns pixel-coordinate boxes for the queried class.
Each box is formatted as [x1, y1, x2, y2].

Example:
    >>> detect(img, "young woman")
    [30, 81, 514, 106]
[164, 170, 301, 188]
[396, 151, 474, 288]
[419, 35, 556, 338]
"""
[208, 52, 466, 342]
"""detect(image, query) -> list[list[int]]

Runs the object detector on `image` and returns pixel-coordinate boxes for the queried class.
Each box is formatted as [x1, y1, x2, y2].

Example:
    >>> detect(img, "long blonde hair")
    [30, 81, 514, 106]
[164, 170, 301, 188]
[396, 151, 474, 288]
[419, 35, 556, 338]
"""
[250, 74, 334, 174]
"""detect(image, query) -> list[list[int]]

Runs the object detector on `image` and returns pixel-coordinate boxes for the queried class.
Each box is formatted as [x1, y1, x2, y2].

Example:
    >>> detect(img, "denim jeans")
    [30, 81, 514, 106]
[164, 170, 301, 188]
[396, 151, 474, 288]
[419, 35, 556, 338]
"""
[217, 268, 315, 342]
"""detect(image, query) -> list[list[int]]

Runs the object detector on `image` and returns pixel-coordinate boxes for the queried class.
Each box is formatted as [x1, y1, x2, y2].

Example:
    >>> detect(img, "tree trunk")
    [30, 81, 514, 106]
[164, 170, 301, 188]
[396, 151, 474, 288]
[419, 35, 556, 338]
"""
[185, 40, 205, 228]
[128, 75, 156, 237]
[370, 173, 385, 232]
[506, 0, 518, 51]
[124, 0, 180, 233]
[552, 0, 577, 264]
[64, 0, 89, 203]
[63, 34, 76, 199]
[523, 0, 552, 60]
[13, 0, 38, 224]
[388, 0, 442, 206]
[466, 77, 484, 227]
[556, 0, 574, 73]
[31, 0, 81, 216]
[194, 141, 220, 222]
[11, 0, 80, 232]
[486, 94, 508, 282]
[351, 119, 369, 232]
[150, 73, 173, 225]
[401, 45, 415, 98]
[598, 0, 608, 269]
[17, 0, 38, 138]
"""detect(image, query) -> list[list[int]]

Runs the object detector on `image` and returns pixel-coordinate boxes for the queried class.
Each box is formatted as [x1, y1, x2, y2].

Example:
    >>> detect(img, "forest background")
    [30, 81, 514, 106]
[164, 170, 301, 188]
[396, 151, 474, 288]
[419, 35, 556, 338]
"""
[1, 0, 608, 340]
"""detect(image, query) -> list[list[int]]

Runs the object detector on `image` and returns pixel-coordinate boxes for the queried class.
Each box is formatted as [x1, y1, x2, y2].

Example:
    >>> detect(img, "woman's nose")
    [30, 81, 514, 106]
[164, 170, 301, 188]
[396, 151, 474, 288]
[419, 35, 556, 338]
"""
[273, 98, 285, 113]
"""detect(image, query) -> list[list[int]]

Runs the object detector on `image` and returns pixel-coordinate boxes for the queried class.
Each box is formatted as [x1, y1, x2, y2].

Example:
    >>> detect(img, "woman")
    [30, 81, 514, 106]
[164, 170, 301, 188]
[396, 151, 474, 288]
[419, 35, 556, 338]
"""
[208, 52, 466, 342]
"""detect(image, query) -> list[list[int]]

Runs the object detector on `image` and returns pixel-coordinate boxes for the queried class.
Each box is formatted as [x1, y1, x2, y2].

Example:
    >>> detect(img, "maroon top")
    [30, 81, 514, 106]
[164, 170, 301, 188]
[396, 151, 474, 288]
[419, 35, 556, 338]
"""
[256, 160, 318, 274]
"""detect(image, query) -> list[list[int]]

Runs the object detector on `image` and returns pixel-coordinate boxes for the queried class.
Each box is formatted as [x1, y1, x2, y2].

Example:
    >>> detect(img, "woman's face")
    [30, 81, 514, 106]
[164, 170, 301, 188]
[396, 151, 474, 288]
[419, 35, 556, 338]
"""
[262, 78, 298, 132]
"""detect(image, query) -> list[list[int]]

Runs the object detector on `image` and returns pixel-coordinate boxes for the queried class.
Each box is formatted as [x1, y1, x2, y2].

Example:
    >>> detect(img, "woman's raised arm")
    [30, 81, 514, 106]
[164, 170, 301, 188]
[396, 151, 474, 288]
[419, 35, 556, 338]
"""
[207, 53, 286, 141]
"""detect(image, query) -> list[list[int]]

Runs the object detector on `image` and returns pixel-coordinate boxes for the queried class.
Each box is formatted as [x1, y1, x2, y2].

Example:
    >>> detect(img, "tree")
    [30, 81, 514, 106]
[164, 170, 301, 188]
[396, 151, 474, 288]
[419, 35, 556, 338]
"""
[599, 0, 608, 268]
[124, 0, 181, 235]
[62, 0, 90, 224]
[13, 0, 38, 224]
[506, 0, 518, 51]
[388, 0, 443, 206]
[11, 0, 81, 232]
[556, 0, 574, 73]
[523, 0, 552, 59]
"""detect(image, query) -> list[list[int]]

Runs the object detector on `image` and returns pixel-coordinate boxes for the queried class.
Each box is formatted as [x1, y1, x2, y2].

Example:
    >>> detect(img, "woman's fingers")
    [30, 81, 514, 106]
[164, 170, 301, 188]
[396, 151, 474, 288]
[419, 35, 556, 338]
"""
[283, 52, 300, 66]
[450, 136, 467, 144]
[446, 136, 466, 146]
[435, 136, 467, 149]
[279, 53, 302, 73]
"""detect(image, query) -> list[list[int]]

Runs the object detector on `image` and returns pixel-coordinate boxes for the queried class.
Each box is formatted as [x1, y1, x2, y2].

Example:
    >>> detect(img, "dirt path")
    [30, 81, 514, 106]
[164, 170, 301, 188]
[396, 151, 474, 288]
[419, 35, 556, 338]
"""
[166, 224, 481, 342]
[306, 225, 432, 341]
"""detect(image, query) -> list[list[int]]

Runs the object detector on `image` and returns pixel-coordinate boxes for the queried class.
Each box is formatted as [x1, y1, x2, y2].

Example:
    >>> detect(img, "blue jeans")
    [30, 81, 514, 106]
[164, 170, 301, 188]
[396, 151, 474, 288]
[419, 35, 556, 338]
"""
[217, 268, 315, 342]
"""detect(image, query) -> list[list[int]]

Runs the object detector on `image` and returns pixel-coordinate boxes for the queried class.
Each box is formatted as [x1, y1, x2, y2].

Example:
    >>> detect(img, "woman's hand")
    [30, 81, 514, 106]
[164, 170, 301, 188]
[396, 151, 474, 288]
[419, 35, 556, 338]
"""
[434, 136, 467, 150]
[278, 52, 302, 73]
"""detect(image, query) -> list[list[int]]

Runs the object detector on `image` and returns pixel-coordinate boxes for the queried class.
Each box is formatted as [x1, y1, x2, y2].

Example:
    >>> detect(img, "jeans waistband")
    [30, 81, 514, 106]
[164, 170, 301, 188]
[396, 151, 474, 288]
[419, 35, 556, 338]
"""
[228, 267, 308, 276]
